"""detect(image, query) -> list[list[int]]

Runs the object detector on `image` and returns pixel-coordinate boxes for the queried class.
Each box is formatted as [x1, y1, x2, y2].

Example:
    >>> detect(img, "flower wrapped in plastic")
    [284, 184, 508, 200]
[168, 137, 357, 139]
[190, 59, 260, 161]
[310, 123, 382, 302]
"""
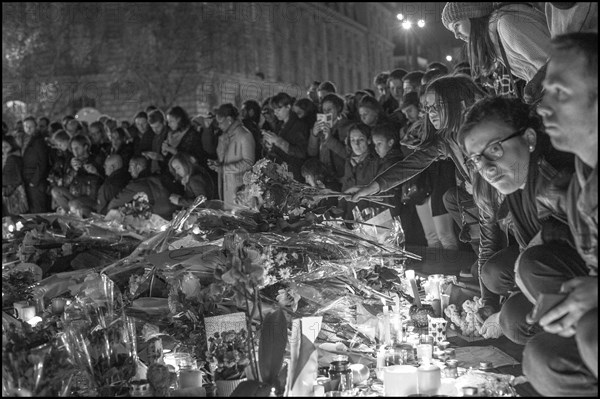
[60, 308, 138, 396]
[2, 322, 76, 397]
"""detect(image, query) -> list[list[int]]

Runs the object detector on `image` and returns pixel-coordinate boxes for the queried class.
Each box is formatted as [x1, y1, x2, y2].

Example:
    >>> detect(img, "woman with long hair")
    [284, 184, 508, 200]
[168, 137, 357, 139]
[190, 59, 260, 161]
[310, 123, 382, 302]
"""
[458, 96, 576, 340]
[162, 106, 204, 166]
[348, 75, 486, 275]
[441, 2, 551, 96]
[168, 152, 216, 207]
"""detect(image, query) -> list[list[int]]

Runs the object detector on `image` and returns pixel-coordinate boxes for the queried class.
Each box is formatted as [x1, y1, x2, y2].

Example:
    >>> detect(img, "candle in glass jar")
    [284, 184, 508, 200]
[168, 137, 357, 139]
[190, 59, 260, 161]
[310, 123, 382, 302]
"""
[416, 344, 433, 363]
[179, 367, 203, 389]
[384, 365, 418, 396]
[20, 305, 37, 322]
[417, 362, 441, 395]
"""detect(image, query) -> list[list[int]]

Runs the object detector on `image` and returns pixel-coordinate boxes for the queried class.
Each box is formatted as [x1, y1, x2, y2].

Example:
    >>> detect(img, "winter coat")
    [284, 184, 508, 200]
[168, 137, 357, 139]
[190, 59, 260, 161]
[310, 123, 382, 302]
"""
[96, 167, 131, 215]
[216, 120, 255, 206]
[268, 112, 309, 180]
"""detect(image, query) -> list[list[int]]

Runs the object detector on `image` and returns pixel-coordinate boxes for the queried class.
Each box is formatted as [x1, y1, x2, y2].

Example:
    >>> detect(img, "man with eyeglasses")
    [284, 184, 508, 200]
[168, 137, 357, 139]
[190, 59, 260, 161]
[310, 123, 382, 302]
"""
[517, 32, 597, 396]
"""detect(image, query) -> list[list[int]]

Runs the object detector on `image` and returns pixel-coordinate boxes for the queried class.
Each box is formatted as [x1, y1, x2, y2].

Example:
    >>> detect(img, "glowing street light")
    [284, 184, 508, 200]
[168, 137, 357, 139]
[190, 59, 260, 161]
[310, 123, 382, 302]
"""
[402, 20, 412, 30]
[417, 19, 425, 28]
[446, 55, 453, 62]
[397, 13, 404, 21]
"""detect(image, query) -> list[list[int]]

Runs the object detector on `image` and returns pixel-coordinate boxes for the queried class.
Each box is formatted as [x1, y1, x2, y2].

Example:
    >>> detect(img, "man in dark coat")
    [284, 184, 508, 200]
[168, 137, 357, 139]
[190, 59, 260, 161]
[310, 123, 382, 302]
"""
[107, 156, 177, 220]
[96, 155, 130, 215]
[20, 117, 49, 212]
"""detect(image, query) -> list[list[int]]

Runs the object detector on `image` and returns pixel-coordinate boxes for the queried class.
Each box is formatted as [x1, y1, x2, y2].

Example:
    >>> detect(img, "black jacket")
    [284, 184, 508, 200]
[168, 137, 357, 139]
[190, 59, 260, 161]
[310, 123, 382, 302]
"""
[96, 167, 131, 215]
[21, 133, 49, 186]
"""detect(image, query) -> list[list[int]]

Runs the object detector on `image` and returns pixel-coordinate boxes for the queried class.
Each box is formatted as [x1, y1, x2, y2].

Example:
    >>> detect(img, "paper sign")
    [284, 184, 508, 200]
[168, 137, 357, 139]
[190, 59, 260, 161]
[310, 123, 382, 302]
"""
[302, 317, 323, 343]
[204, 312, 247, 347]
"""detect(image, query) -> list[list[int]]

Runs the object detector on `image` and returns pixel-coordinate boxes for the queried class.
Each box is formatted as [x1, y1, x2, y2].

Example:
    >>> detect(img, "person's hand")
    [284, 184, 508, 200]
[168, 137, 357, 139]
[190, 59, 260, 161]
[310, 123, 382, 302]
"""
[478, 311, 503, 339]
[207, 160, 222, 172]
[311, 122, 325, 137]
[347, 181, 380, 202]
[161, 142, 176, 156]
[83, 163, 98, 175]
[169, 194, 181, 205]
[71, 158, 82, 171]
[321, 124, 331, 141]
[142, 151, 163, 161]
[262, 130, 277, 145]
[536, 277, 598, 337]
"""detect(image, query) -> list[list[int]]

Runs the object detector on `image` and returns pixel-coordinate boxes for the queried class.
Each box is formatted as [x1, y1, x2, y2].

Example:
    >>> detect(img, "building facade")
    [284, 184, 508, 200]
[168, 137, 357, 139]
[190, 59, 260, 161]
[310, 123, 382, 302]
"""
[2, 2, 397, 121]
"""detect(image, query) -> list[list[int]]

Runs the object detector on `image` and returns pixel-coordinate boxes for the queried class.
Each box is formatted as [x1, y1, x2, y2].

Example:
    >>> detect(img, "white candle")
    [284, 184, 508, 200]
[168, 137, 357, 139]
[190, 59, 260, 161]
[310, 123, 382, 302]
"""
[384, 365, 418, 396]
[417, 362, 441, 395]
[381, 299, 391, 346]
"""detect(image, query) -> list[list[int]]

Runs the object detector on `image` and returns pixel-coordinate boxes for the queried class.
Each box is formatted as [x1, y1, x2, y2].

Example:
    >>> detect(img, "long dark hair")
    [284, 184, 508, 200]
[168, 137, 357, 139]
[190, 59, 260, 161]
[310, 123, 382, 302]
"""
[458, 96, 548, 221]
[426, 75, 487, 140]
[467, 15, 497, 79]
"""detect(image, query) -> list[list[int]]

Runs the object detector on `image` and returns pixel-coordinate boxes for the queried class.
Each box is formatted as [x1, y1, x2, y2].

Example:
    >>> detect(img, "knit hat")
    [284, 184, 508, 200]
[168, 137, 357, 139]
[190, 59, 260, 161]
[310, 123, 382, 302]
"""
[441, 2, 495, 31]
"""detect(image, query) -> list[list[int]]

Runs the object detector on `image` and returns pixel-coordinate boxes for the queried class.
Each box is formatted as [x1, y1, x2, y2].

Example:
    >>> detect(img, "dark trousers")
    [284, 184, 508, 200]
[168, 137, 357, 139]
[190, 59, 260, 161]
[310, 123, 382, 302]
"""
[499, 243, 596, 396]
[480, 244, 520, 311]
[442, 187, 480, 252]
[25, 182, 48, 213]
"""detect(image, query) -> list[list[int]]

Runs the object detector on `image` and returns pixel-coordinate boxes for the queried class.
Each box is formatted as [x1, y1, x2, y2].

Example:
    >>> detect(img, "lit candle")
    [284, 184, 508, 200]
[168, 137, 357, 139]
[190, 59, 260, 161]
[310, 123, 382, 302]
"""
[405, 270, 422, 307]
[381, 299, 391, 346]
[416, 344, 433, 363]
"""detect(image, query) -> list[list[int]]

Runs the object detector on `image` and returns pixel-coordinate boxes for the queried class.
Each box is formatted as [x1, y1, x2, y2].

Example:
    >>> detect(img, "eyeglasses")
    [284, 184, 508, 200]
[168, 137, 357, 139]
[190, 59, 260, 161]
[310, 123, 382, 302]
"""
[424, 102, 444, 114]
[465, 128, 527, 172]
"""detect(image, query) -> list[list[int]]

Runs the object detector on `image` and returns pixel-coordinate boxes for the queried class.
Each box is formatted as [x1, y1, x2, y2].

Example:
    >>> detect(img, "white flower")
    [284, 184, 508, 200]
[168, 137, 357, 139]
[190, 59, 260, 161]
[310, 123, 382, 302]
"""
[275, 252, 288, 266]
[279, 267, 292, 280]
[180, 272, 201, 299]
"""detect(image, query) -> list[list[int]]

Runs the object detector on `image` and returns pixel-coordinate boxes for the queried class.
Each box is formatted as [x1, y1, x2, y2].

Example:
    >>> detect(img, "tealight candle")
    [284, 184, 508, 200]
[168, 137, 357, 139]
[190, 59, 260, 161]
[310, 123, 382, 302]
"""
[13, 301, 29, 319]
[416, 344, 433, 363]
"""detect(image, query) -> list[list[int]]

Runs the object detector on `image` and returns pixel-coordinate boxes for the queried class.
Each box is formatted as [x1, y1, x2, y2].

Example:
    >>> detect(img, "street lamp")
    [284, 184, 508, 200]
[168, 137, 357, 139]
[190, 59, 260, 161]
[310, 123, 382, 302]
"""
[401, 19, 425, 70]
[446, 55, 453, 62]
[417, 19, 425, 28]
[402, 20, 412, 30]
[397, 13, 404, 21]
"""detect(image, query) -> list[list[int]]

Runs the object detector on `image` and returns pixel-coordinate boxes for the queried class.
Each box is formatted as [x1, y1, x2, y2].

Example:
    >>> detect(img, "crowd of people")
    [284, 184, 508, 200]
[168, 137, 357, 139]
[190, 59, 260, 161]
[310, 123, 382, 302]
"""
[1, 2, 597, 396]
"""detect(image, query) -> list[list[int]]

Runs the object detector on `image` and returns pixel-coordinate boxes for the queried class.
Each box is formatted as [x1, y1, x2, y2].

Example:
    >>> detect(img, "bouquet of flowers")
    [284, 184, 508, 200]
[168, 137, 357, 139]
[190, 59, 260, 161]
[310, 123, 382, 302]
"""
[237, 159, 330, 219]
[2, 269, 36, 308]
[206, 329, 254, 381]
[120, 192, 152, 220]
[2, 321, 75, 396]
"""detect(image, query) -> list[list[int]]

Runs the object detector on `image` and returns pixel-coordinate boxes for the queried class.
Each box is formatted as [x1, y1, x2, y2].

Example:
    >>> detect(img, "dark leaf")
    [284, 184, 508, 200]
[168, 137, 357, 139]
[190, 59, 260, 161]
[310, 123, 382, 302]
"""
[258, 309, 287, 385]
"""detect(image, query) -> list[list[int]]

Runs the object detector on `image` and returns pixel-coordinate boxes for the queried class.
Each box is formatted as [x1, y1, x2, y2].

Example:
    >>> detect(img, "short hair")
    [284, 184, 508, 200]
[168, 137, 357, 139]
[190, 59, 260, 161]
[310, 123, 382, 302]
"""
[49, 121, 63, 134]
[38, 116, 50, 125]
[426, 62, 449, 74]
[309, 80, 321, 88]
[321, 93, 345, 113]
[317, 81, 337, 93]
[113, 127, 128, 140]
[363, 88, 376, 97]
[347, 123, 372, 144]
[134, 111, 148, 121]
[70, 134, 91, 148]
[371, 123, 397, 142]
[270, 92, 295, 108]
[166, 106, 191, 129]
[52, 130, 70, 144]
[357, 95, 383, 113]
[130, 156, 148, 170]
[551, 32, 598, 89]
[89, 121, 105, 133]
[294, 98, 318, 116]
[145, 105, 158, 113]
[215, 103, 240, 119]
[389, 68, 408, 82]
[403, 71, 425, 86]
[401, 92, 421, 109]
[242, 99, 261, 119]
[105, 118, 118, 132]
[301, 158, 332, 182]
[422, 69, 446, 87]
[148, 109, 165, 125]
[23, 116, 37, 125]
[374, 72, 390, 86]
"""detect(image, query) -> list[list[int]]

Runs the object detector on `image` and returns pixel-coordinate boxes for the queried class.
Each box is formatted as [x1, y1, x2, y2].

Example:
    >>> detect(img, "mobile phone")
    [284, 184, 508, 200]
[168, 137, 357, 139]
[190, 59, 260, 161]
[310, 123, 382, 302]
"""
[316, 113, 333, 128]
[529, 293, 568, 323]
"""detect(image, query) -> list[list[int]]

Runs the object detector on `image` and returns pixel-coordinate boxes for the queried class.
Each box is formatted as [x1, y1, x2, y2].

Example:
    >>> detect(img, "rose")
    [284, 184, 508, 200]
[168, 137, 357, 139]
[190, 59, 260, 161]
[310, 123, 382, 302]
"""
[180, 273, 201, 299]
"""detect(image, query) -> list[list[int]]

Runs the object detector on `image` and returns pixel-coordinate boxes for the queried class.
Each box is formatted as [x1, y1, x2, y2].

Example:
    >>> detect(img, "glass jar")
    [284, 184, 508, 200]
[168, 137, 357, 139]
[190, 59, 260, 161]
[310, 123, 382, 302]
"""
[329, 360, 353, 392]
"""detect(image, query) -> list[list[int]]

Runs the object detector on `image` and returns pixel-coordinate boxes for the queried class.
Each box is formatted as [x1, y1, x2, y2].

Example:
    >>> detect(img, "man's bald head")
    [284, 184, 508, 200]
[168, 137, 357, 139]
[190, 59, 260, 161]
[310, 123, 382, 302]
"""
[103, 154, 123, 176]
